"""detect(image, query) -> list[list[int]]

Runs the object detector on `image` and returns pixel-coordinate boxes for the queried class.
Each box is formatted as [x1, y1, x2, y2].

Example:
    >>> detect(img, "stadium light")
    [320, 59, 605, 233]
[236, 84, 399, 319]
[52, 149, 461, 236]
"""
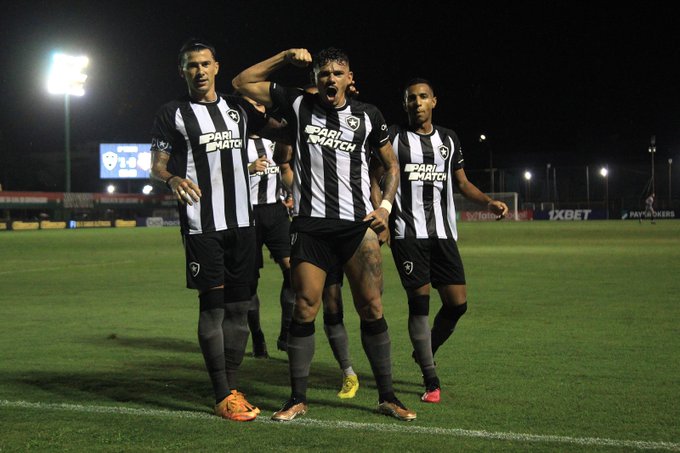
[524, 171, 532, 202]
[648, 136, 656, 194]
[47, 52, 89, 193]
[142, 184, 153, 195]
[480, 134, 494, 193]
[106, 184, 116, 194]
[600, 166, 609, 219]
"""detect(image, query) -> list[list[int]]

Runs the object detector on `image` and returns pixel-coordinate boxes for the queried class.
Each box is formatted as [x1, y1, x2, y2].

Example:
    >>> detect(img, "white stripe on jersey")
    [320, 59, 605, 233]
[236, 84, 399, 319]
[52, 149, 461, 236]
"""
[429, 133, 457, 238]
[175, 108, 202, 231]
[228, 107, 250, 226]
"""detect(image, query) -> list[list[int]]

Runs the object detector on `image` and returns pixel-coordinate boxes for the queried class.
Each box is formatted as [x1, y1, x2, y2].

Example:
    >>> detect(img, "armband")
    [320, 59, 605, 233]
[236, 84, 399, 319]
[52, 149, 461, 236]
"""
[380, 199, 393, 214]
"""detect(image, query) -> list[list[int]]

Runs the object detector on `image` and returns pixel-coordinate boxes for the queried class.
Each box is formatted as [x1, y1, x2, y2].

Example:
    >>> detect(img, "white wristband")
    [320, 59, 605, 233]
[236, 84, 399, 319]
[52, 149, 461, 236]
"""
[380, 199, 393, 214]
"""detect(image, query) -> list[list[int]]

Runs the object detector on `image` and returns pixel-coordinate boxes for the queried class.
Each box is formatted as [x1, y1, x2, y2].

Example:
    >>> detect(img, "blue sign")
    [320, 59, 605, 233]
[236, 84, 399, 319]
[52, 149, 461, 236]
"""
[100, 143, 152, 179]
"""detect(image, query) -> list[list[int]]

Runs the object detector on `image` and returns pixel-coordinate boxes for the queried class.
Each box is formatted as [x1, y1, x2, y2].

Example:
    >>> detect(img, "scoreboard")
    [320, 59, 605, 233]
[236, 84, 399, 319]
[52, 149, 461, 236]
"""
[100, 143, 152, 179]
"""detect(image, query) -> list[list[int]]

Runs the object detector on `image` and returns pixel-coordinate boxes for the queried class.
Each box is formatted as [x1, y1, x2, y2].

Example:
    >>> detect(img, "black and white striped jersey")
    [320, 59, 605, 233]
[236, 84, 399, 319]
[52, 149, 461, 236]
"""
[150, 94, 267, 235]
[270, 83, 389, 222]
[388, 124, 464, 240]
[247, 137, 283, 206]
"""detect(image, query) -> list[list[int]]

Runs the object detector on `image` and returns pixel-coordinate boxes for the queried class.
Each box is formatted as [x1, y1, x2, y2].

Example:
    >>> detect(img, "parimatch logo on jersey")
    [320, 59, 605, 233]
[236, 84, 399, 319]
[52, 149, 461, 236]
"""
[199, 131, 243, 153]
[249, 163, 281, 177]
[304, 125, 357, 152]
[404, 163, 447, 181]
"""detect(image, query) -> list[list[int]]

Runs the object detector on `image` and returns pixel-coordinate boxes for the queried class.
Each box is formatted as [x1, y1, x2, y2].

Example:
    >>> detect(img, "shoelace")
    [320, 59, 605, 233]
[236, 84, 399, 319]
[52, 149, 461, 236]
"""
[341, 378, 354, 391]
[229, 393, 256, 413]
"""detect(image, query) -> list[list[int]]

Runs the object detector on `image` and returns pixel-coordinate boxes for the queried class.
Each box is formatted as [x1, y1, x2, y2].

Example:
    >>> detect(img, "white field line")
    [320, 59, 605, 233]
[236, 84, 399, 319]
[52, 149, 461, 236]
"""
[0, 260, 136, 276]
[1, 399, 679, 451]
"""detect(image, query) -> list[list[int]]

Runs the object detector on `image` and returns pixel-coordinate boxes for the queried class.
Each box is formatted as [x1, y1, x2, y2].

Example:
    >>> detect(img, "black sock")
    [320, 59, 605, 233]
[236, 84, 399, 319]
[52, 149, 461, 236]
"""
[324, 311, 352, 370]
[431, 302, 468, 356]
[288, 320, 315, 401]
[360, 317, 393, 397]
[408, 295, 437, 383]
[247, 294, 263, 338]
[222, 299, 250, 391]
[279, 271, 295, 343]
[197, 290, 228, 403]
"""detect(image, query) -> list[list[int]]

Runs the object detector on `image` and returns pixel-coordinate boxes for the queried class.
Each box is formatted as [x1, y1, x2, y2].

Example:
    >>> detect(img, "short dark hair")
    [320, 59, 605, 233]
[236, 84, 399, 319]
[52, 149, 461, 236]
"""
[404, 78, 435, 95]
[178, 38, 217, 66]
[313, 47, 350, 69]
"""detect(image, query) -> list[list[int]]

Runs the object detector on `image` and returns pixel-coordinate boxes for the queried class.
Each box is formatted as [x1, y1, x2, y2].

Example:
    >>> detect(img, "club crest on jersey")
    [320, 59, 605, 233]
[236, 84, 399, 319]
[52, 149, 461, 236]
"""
[227, 109, 240, 123]
[151, 137, 170, 151]
[189, 262, 200, 277]
[403, 261, 414, 275]
[438, 145, 450, 160]
[345, 115, 360, 131]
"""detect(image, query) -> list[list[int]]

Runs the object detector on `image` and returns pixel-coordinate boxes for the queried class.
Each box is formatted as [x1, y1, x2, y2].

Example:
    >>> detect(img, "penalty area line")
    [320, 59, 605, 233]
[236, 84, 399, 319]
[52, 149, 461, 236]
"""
[1, 399, 678, 451]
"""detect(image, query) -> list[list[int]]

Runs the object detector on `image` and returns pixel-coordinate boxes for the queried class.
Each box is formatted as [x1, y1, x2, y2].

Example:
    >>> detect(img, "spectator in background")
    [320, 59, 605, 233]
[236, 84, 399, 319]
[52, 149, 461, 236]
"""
[642, 193, 656, 224]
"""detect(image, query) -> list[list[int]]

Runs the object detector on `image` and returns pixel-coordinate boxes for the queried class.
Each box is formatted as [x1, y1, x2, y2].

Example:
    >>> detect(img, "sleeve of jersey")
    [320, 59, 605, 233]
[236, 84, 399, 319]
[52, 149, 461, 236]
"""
[236, 97, 268, 134]
[270, 83, 302, 119]
[150, 104, 175, 154]
[366, 107, 390, 148]
[387, 124, 399, 143]
[451, 132, 465, 169]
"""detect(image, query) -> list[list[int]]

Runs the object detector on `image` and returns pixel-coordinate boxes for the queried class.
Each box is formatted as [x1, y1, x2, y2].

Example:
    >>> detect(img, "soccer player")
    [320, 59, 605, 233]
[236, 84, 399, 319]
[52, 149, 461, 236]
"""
[381, 78, 508, 403]
[233, 47, 416, 421]
[149, 39, 284, 422]
[243, 95, 295, 358]
[244, 94, 359, 397]
[642, 192, 656, 224]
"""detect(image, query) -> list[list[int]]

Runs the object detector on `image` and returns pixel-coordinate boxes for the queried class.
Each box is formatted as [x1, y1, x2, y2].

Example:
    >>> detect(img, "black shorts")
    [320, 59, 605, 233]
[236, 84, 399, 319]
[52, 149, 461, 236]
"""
[183, 227, 256, 293]
[391, 237, 465, 290]
[254, 202, 291, 268]
[325, 261, 344, 288]
[290, 217, 370, 274]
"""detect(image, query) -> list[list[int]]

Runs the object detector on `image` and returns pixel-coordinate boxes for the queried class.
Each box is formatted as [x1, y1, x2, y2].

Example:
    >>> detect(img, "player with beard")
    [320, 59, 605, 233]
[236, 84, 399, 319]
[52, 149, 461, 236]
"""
[150, 39, 286, 422]
[377, 78, 508, 403]
[233, 47, 416, 421]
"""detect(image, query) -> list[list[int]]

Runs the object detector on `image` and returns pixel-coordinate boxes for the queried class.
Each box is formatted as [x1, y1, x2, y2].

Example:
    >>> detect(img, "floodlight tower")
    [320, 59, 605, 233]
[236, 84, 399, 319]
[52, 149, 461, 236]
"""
[47, 53, 89, 193]
[648, 135, 656, 195]
[524, 170, 532, 202]
[600, 166, 609, 219]
[479, 134, 494, 194]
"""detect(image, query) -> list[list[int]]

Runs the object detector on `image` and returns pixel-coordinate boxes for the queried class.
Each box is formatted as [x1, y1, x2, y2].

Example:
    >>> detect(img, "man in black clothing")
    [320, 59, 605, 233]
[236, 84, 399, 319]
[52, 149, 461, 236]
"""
[233, 47, 416, 421]
[150, 39, 283, 422]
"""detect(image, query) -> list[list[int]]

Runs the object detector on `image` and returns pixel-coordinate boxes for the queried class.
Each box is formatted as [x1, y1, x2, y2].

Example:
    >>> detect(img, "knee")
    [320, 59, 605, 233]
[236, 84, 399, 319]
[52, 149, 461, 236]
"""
[294, 293, 321, 322]
[356, 296, 383, 321]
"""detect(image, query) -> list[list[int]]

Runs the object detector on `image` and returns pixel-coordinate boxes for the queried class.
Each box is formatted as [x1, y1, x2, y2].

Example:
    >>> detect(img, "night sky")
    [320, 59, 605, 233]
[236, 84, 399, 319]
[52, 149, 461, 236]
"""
[1, 0, 678, 192]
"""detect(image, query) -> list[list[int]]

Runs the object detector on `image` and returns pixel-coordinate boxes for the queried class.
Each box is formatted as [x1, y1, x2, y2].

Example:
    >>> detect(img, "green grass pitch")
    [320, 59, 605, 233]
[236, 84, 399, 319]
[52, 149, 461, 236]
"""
[1, 221, 679, 452]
